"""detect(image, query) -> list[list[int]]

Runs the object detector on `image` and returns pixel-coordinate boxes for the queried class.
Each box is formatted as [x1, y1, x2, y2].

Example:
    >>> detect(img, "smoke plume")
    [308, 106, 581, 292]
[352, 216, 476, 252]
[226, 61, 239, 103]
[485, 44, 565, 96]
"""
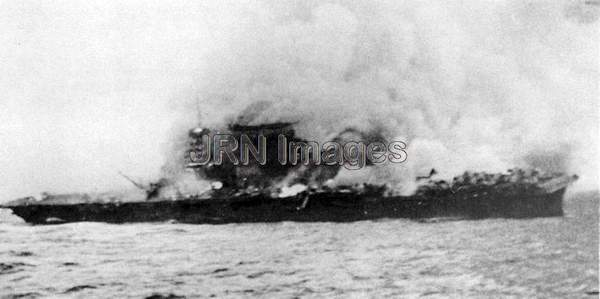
[170, 0, 599, 194]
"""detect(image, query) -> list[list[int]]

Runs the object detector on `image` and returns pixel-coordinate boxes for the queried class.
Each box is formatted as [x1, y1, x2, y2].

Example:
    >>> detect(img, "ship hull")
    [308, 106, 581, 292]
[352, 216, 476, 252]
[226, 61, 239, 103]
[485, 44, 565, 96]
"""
[2, 186, 565, 225]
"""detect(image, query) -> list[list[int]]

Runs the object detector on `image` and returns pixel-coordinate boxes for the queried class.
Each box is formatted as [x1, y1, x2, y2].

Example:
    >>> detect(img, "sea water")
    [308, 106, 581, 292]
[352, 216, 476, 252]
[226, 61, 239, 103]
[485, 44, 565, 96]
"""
[0, 193, 597, 298]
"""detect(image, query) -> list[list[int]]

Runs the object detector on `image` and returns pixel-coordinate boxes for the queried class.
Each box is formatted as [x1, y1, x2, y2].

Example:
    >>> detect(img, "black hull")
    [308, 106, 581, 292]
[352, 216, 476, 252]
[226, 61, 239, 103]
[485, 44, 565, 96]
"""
[2, 186, 566, 225]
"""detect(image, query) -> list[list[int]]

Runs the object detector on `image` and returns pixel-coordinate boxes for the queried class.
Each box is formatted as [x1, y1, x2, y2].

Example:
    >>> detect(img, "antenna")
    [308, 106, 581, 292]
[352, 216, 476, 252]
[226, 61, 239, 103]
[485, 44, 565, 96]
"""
[117, 171, 147, 191]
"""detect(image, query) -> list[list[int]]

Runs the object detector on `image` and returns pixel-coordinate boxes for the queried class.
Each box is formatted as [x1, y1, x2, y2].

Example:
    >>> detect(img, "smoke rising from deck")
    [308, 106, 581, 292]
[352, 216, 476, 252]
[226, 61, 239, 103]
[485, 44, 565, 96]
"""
[171, 0, 599, 193]
[0, 0, 597, 201]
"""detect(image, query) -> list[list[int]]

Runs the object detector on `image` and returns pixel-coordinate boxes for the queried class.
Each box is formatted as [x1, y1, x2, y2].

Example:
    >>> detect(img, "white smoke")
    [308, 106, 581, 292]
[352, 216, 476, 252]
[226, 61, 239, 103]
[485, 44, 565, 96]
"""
[0, 0, 597, 201]
[176, 0, 599, 193]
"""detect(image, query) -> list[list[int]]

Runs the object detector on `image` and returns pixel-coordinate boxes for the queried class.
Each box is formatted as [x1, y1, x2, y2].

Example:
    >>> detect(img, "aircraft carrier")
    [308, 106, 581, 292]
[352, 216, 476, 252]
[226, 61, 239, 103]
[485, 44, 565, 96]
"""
[1, 121, 577, 224]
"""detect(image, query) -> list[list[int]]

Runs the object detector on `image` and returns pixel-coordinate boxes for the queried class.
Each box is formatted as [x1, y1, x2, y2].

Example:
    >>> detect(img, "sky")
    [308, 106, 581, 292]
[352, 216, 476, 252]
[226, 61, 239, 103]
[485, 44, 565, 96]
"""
[0, 0, 598, 201]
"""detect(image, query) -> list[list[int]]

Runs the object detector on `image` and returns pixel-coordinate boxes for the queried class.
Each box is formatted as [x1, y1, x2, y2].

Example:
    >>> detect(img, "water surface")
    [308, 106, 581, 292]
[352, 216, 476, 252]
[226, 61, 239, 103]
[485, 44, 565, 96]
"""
[0, 193, 597, 298]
